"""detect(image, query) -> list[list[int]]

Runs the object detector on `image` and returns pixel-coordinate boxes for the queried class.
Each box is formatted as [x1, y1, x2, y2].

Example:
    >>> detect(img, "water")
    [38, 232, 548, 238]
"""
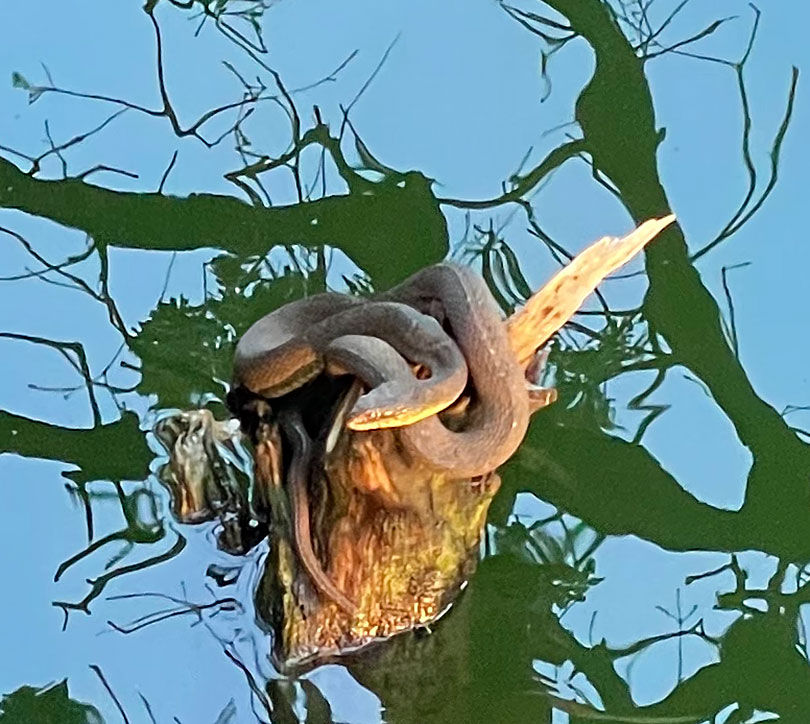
[1, 1, 808, 722]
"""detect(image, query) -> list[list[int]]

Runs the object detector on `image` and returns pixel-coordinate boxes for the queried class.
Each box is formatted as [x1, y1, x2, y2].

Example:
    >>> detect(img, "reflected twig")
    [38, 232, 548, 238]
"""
[632, 0, 691, 54]
[106, 589, 242, 634]
[690, 7, 799, 261]
[438, 139, 586, 209]
[719, 262, 751, 359]
[628, 366, 671, 444]
[497, 2, 576, 101]
[138, 692, 159, 724]
[222, 647, 273, 721]
[643, 15, 737, 60]
[0, 226, 131, 341]
[685, 554, 745, 587]
[158, 150, 180, 194]
[0, 331, 102, 425]
[76, 164, 139, 181]
[8, 107, 126, 178]
[90, 664, 131, 724]
[343, 34, 401, 120]
[53, 535, 186, 629]
[55, 484, 163, 581]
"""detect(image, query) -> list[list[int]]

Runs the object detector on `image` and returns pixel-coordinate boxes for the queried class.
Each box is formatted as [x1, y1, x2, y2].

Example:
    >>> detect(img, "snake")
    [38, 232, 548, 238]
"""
[231, 262, 529, 610]
[278, 406, 358, 615]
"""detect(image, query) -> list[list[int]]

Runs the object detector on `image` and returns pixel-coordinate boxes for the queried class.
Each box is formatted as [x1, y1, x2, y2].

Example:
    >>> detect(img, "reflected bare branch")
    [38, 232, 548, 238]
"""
[53, 535, 185, 629]
[439, 139, 586, 210]
[0, 331, 103, 425]
[90, 664, 131, 724]
[691, 7, 799, 260]
[106, 589, 242, 634]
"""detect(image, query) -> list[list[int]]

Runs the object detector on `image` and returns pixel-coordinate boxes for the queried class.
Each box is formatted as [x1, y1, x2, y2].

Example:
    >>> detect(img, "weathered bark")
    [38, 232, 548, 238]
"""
[257, 418, 500, 671]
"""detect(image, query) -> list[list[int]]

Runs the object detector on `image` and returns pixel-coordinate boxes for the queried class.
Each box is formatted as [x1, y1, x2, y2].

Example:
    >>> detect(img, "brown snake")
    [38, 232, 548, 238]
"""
[231, 262, 529, 612]
[278, 406, 357, 614]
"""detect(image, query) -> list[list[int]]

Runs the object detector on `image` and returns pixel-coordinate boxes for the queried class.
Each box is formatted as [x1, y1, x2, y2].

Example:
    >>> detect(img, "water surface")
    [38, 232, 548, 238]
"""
[1, 1, 808, 722]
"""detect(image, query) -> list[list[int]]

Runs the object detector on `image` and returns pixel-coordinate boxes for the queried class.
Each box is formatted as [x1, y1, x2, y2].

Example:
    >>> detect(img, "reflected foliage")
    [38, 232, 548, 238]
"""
[0, 0, 805, 721]
[0, 681, 103, 724]
[134, 296, 230, 407]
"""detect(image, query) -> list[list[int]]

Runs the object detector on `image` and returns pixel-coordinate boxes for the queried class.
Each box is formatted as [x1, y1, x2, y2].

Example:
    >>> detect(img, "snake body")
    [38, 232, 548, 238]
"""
[232, 262, 529, 610]
[381, 262, 529, 477]
[279, 407, 357, 615]
[234, 293, 470, 612]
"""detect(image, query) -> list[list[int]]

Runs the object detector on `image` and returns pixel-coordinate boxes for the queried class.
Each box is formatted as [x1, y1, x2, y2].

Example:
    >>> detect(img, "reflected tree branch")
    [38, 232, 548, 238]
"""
[106, 589, 242, 634]
[0, 332, 102, 425]
[643, 15, 737, 60]
[53, 535, 186, 629]
[0, 409, 152, 483]
[37, 110, 128, 178]
[0, 226, 131, 340]
[90, 664, 131, 724]
[0, 152, 448, 287]
[515, 0, 810, 514]
[693, 66, 799, 260]
[632, 0, 692, 54]
[438, 139, 587, 209]
[54, 482, 164, 582]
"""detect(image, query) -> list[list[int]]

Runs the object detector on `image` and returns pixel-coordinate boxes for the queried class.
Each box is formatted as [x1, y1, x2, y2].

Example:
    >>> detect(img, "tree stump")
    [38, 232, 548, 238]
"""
[245, 216, 675, 671]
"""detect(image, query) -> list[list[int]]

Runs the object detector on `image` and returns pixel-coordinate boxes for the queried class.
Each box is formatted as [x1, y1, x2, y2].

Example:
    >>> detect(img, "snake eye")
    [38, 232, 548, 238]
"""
[413, 363, 432, 380]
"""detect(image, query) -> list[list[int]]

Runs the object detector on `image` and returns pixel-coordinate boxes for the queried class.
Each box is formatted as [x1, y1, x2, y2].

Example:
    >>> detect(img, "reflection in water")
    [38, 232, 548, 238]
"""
[0, 0, 806, 722]
[0, 679, 103, 724]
